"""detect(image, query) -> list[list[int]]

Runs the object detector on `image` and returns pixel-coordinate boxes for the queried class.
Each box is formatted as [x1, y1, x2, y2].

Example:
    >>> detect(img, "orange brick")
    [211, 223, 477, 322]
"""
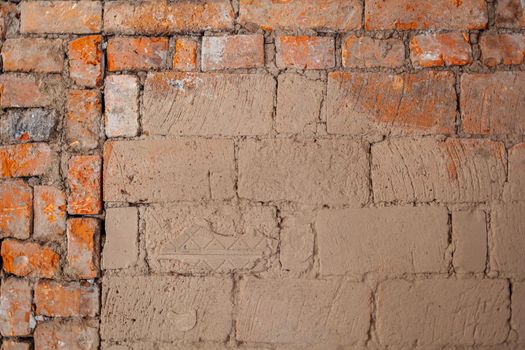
[496, 0, 525, 28]
[365, 0, 488, 30]
[0, 2, 16, 40]
[480, 33, 525, 66]
[104, 1, 233, 34]
[33, 186, 66, 242]
[0, 74, 62, 108]
[342, 35, 405, 68]
[0, 180, 31, 239]
[1, 239, 60, 278]
[35, 280, 99, 317]
[68, 35, 103, 87]
[0, 143, 52, 178]
[276, 36, 335, 69]
[65, 90, 101, 151]
[239, 0, 362, 31]
[34, 320, 99, 350]
[1, 38, 63, 73]
[410, 33, 472, 67]
[1, 340, 30, 350]
[66, 218, 100, 279]
[66, 155, 102, 215]
[0, 278, 33, 337]
[202, 35, 264, 71]
[20, 1, 102, 34]
[107, 37, 169, 72]
[172, 37, 198, 71]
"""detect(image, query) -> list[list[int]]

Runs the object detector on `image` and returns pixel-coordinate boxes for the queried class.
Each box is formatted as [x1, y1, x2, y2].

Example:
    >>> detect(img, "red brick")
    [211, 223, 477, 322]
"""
[0, 278, 33, 337]
[34, 320, 99, 350]
[1, 38, 63, 73]
[68, 35, 103, 87]
[65, 90, 102, 151]
[35, 280, 99, 317]
[66, 155, 102, 215]
[0, 74, 62, 108]
[365, 0, 488, 30]
[342, 35, 405, 68]
[172, 37, 198, 71]
[1, 340, 30, 350]
[1, 239, 60, 278]
[20, 1, 102, 34]
[496, 0, 525, 28]
[325, 71, 456, 136]
[66, 218, 100, 279]
[0, 180, 31, 239]
[239, 0, 362, 31]
[202, 35, 264, 71]
[461, 72, 525, 136]
[410, 33, 472, 67]
[0, 143, 52, 178]
[480, 33, 525, 66]
[107, 37, 169, 72]
[33, 186, 66, 242]
[276, 36, 335, 69]
[104, 1, 234, 34]
[0, 2, 16, 40]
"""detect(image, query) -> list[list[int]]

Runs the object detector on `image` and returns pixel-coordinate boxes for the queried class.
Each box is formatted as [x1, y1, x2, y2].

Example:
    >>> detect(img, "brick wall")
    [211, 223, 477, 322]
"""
[0, 0, 524, 349]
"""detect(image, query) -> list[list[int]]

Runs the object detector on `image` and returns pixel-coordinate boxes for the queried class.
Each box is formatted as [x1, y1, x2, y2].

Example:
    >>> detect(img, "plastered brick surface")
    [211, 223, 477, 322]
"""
[0, 0, 524, 349]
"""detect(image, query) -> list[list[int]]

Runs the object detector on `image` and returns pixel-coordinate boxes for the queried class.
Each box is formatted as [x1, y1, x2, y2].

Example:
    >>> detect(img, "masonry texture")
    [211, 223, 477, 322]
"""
[0, 0, 524, 349]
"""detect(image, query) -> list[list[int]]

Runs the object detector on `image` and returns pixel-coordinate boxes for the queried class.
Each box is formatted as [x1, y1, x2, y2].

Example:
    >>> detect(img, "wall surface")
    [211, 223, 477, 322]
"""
[0, 0, 524, 349]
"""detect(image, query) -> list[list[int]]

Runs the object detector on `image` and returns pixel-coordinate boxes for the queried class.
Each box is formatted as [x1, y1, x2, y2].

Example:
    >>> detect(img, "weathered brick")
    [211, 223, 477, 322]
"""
[237, 279, 370, 345]
[238, 139, 369, 205]
[480, 33, 525, 66]
[506, 143, 525, 201]
[142, 72, 274, 136]
[67, 155, 102, 215]
[410, 33, 472, 67]
[104, 139, 235, 203]
[0, 109, 57, 143]
[68, 35, 103, 87]
[276, 73, 324, 134]
[239, 0, 362, 31]
[1, 239, 60, 278]
[0, 2, 16, 41]
[0, 74, 63, 108]
[66, 90, 101, 151]
[452, 209, 487, 273]
[202, 35, 264, 70]
[276, 36, 335, 69]
[104, 1, 234, 35]
[0, 143, 53, 178]
[372, 138, 506, 203]
[514, 283, 525, 343]
[101, 276, 232, 342]
[20, 1, 102, 34]
[0, 278, 33, 337]
[104, 75, 139, 138]
[279, 209, 315, 274]
[316, 206, 448, 277]
[365, 0, 488, 30]
[491, 203, 525, 279]
[325, 71, 456, 136]
[342, 35, 405, 68]
[0, 180, 31, 239]
[34, 320, 99, 350]
[172, 37, 198, 71]
[107, 37, 169, 72]
[1, 38, 63, 73]
[1, 340, 30, 350]
[35, 280, 99, 317]
[376, 279, 509, 346]
[34, 186, 66, 242]
[66, 218, 100, 279]
[496, 0, 525, 28]
[461, 72, 525, 136]
[143, 204, 277, 274]
[103, 207, 138, 270]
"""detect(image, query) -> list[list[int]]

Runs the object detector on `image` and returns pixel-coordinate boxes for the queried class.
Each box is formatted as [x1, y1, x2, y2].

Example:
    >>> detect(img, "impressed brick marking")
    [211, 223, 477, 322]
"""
[142, 72, 274, 136]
